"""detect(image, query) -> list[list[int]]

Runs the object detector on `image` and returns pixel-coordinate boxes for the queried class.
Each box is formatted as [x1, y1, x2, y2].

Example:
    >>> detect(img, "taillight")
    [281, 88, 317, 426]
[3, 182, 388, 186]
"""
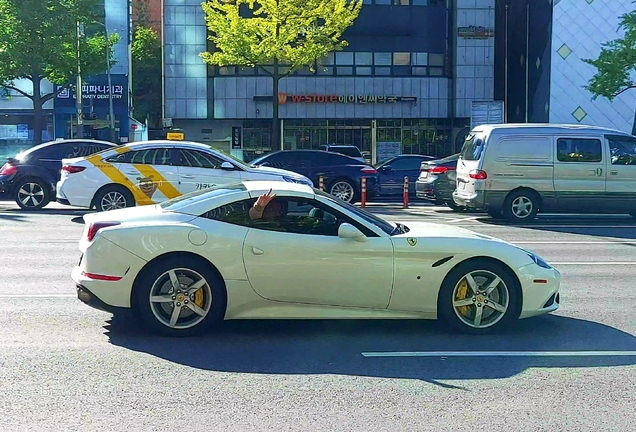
[0, 163, 17, 176]
[428, 166, 449, 175]
[62, 165, 86, 174]
[361, 166, 377, 175]
[469, 169, 488, 180]
[86, 221, 120, 242]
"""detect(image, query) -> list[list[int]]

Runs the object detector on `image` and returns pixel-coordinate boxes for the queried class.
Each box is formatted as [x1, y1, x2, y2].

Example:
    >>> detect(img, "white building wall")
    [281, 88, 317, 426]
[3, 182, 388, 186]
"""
[550, 0, 636, 133]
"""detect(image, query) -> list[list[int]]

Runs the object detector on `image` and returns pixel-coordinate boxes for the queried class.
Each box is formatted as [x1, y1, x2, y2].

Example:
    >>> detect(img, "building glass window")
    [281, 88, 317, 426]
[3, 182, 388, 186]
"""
[393, 53, 411, 66]
[413, 53, 428, 66]
[393, 0, 409, 4]
[355, 67, 372, 75]
[412, 67, 428, 75]
[319, 52, 334, 66]
[374, 52, 392, 66]
[412, 0, 428, 4]
[317, 66, 334, 75]
[428, 53, 445, 67]
[336, 67, 353, 75]
[242, 120, 272, 162]
[355, 52, 373, 65]
[335, 52, 354, 65]
[429, 67, 444, 76]
[218, 66, 235, 75]
[374, 67, 391, 75]
[375, 0, 391, 4]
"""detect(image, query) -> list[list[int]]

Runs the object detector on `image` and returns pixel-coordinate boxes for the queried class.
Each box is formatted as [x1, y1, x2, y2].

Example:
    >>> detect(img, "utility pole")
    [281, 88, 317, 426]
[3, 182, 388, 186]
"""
[103, 24, 116, 143]
[76, 21, 84, 139]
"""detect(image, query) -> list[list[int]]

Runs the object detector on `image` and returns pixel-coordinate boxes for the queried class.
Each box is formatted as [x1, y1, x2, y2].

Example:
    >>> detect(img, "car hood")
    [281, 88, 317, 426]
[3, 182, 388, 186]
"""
[394, 221, 504, 242]
[248, 165, 313, 184]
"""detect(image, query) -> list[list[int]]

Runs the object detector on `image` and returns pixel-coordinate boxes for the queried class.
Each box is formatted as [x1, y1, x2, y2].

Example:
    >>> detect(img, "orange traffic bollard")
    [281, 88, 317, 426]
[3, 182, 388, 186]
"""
[319, 175, 324, 190]
[361, 176, 367, 208]
[403, 176, 409, 209]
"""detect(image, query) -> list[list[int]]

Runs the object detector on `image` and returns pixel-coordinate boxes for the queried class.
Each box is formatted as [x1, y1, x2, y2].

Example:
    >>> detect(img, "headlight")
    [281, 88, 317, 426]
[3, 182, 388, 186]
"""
[283, 176, 313, 186]
[527, 252, 552, 269]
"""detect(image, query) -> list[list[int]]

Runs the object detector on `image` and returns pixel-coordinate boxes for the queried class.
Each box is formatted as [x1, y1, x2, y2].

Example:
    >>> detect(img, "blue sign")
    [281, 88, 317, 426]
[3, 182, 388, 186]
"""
[54, 74, 128, 110]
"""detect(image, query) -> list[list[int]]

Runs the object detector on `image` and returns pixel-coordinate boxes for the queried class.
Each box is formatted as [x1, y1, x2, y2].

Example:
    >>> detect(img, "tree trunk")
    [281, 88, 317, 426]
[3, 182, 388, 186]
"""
[632, 105, 636, 136]
[271, 57, 280, 153]
[31, 75, 44, 145]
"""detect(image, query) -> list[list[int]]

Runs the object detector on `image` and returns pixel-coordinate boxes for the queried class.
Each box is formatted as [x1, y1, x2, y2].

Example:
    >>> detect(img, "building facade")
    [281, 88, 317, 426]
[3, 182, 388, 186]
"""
[496, 0, 636, 134]
[163, 0, 497, 163]
[53, 0, 132, 143]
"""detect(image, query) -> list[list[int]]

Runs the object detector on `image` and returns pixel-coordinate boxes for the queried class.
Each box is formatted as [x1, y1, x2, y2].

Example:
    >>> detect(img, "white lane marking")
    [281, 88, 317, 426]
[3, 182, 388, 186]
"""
[446, 216, 482, 224]
[361, 351, 636, 358]
[513, 241, 636, 245]
[551, 262, 636, 265]
[0, 294, 76, 298]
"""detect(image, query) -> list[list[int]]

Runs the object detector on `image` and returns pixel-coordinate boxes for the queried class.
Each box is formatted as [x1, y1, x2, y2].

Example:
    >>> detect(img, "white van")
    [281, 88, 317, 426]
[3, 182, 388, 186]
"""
[452, 123, 636, 222]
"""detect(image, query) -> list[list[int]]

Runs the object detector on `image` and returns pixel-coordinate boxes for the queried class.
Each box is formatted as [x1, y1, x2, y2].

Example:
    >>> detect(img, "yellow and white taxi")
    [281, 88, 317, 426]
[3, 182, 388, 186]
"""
[56, 140, 312, 211]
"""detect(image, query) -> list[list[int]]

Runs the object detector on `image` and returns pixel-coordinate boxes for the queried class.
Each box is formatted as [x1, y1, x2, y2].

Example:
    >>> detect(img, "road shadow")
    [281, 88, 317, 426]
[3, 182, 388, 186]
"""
[0, 213, 28, 222]
[105, 314, 636, 385]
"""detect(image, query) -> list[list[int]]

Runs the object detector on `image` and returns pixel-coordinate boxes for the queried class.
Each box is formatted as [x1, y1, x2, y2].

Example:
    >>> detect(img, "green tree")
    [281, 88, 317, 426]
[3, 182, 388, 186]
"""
[0, 0, 118, 144]
[200, 0, 363, 150]
[131, 26, 162, 128]
[584, 9, 636, 135]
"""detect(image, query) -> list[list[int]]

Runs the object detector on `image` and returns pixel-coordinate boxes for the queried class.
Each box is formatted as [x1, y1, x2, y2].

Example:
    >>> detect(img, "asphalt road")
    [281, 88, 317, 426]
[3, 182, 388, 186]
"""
[1, 201, 635, 431]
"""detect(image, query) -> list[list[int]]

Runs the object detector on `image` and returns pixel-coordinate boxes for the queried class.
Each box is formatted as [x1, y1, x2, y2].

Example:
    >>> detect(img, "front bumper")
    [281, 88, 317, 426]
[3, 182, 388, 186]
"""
[517, 264, 561, 319]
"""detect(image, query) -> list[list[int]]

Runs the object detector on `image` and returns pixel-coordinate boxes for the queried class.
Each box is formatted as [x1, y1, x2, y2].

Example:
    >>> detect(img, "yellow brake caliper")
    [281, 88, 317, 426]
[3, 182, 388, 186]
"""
[194, 288, 205, 308]
[455, 279, 470, 316]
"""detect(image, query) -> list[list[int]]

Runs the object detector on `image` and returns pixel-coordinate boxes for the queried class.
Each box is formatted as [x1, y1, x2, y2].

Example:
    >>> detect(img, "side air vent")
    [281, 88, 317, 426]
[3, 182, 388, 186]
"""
[432, 256, 454, 267]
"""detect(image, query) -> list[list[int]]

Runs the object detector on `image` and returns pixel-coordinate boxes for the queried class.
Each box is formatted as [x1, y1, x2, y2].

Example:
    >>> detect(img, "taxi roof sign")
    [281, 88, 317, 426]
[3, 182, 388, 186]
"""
[166, 132, 184, 140]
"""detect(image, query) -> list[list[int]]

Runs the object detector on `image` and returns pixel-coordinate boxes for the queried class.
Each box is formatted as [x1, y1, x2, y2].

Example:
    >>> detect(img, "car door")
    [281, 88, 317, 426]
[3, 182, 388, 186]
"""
[553, 136, 606, 212]
[117, 147, 181, 203]
[604, 134, 636, 213]
[378, 157, 419, 195]
[241, 196, 395, 309]
[176, 148, 242, 194]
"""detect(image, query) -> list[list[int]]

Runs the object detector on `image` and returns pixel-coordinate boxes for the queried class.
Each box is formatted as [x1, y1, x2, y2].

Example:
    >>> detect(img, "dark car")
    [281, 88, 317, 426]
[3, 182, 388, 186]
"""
[318, 145, 365, 162]
[415, 153, 464, 210]
[250, 150, 379, 203]
[0, 139, 116, 210]
[375, 154, 436, 196]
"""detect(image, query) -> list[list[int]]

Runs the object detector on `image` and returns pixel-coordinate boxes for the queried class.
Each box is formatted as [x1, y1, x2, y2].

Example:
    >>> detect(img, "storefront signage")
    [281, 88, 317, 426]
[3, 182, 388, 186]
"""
[276, 93, 417, 105]
[54, 74, 128, 109]
[166, 132, 184, 140]
[458, 26, 494, 39]
[231, 126, 242, 150]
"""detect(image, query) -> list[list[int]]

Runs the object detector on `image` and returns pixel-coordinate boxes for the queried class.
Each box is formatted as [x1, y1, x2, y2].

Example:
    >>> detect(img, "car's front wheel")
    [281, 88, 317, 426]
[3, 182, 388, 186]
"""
[438, 259, 521, 334]
[329, 178, 357, 203]
[133, 255, 227, 337]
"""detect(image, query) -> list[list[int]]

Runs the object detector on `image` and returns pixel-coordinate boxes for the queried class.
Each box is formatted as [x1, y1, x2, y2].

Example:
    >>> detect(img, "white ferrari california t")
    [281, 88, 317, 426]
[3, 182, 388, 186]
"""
[72, 180, 561, 336]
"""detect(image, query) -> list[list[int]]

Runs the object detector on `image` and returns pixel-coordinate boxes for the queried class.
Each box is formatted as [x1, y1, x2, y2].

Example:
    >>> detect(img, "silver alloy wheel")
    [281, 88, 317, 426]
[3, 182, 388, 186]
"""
[330, 181, 355, 202]
[452, 270, 510, 329]
[100, 191, 128, 211]
[149, 268, 213, 329]
[511, 196, 533, 218]
[17, 182, 45, 208]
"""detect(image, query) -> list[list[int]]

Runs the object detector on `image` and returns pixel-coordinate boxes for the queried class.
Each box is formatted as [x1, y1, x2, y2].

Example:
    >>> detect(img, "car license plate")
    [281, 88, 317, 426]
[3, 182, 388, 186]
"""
[420, 172, 428, 179]
[459, 181, 466, 190]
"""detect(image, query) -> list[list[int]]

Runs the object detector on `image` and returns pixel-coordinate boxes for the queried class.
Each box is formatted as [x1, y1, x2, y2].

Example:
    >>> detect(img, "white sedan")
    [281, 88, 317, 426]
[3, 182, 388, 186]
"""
[56, 140, 312, 212]
[72, 181, 561, 336]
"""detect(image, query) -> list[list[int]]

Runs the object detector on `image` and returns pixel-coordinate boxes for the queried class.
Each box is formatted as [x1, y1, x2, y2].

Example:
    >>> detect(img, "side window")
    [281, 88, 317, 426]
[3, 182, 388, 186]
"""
[105, 151, 132, 163]
[129, 148, 172, 165]
[388, 158, 420, 170]
[179, 149, 224, 169]
[607, 135, 636, 165]
[557, 138, 602, 163]
[203, 197, 374, 237]
[36, 144, 72, 160]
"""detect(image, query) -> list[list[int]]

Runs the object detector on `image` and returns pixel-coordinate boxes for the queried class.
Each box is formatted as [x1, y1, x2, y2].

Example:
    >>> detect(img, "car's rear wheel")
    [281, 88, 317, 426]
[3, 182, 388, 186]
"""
[438, 259, 521, 334]
[14, 177, 51, 210]
[133, 255, 226, 337]
[329, 179, 357, 203]
[446, 200, 464, 212]
[94, 185, 134, 212]
[503, 189, 539, 222]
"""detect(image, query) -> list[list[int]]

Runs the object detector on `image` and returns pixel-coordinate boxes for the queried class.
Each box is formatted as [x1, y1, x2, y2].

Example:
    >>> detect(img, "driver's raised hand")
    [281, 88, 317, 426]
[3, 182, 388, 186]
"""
[256, 188, 276, 208]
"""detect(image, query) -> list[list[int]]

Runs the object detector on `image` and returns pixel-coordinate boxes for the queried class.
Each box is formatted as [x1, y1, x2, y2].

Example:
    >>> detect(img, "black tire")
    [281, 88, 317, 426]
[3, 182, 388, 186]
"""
[132, 255, 227, 337]
[14, 177, 51, 210]
[503, 189, 539, 222]
[437, 258, 521, 334]
[93, 185, 135, 212]
[328, 178, 357, 204]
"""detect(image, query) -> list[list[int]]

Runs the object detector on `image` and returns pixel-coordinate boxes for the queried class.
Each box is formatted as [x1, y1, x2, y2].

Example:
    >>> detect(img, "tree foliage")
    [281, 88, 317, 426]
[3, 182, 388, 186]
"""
[0, 0, 118, 143]
[583, 10, 636, 101]
[200, 0, 362, 147]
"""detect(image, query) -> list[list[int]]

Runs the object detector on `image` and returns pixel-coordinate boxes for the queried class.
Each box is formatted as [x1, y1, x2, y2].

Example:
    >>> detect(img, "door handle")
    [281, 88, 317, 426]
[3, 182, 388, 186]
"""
[181, 174, 195, 179]
[125, 171, 137, 175]
[252, 247, 264, 255]
[610, 170, 618, 175]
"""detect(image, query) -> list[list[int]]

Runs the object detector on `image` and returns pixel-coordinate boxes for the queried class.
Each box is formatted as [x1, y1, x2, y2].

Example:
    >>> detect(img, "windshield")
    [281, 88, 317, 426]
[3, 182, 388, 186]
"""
[213, 149, 250, 169]
[250, 154, 270, 166]
[315, 189, 402, 235]
[460, 133, 485, 161]
[329, 147, 361, 158]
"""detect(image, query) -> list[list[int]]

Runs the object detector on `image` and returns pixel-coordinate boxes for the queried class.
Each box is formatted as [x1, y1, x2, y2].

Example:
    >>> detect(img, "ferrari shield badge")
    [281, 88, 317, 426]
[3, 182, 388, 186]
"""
[407, 238, 417, 246]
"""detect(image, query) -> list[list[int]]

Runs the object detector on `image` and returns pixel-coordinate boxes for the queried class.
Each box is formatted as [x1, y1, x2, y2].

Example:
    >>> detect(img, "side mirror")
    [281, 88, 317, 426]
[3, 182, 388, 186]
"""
[338, 223, 367, 242]
[221, 161, 235, 171]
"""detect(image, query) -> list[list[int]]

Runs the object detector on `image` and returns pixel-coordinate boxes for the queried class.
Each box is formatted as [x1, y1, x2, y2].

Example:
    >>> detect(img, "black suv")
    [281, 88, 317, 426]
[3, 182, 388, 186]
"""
[251, 150, 379, 203]
[0, 139, 116, 210]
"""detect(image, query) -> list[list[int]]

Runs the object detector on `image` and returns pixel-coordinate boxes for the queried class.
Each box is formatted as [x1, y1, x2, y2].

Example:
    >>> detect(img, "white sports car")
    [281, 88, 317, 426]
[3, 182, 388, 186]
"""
[73, 181, 561, 336]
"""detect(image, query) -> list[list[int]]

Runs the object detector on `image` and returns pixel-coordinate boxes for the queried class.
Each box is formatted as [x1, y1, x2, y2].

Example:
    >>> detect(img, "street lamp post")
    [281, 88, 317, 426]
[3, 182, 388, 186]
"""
[93, 21, 116, 143]
[76, 21, 84, 139]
